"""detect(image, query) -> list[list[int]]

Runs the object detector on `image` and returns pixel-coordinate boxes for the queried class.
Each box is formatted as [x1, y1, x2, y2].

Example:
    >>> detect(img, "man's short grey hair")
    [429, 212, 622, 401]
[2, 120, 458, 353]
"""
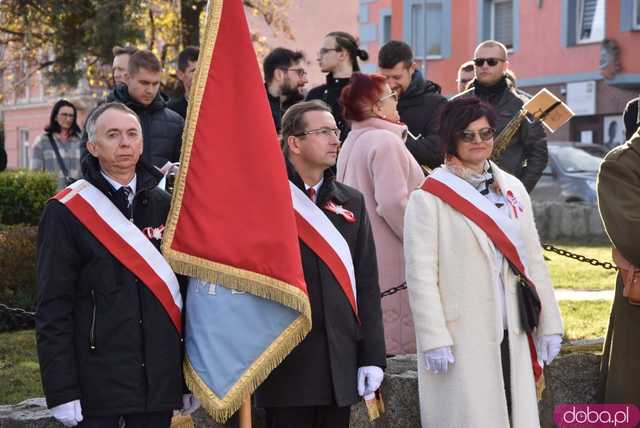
[85, 102, 140, 142]
[475, 40, 509, 60]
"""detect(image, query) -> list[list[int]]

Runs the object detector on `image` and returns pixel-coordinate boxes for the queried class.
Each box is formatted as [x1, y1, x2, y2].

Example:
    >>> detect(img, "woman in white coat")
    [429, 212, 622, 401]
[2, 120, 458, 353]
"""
[404, 97, 563, 427]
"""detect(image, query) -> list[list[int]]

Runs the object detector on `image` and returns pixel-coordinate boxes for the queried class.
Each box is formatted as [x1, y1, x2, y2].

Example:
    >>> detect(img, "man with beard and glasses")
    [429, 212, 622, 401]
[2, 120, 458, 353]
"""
[454, 40, 548, 192]
[378, 40, 447, 170]
[263, 47, 309, 134]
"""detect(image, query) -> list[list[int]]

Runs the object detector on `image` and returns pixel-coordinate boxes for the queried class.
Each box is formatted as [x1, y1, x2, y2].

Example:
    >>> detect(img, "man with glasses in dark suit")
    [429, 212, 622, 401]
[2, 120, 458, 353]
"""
[454, 40, 548, 192]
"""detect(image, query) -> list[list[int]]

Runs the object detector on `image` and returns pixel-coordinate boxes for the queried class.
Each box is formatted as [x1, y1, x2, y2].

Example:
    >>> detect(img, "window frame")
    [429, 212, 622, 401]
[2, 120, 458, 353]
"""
[18, 128, 30, 168]
[576, 0, 605, 44]
[634, 0, 640, 29]
[490, 0, 514, 49]
[410, 1, 444, 60]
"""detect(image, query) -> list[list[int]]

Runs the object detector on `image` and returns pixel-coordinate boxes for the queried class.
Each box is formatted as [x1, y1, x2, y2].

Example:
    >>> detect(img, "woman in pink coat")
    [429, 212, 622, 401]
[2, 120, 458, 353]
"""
[336, 72, 425, 354]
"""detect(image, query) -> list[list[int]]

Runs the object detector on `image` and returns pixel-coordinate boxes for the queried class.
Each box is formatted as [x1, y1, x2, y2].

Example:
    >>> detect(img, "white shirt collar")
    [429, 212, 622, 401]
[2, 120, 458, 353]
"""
[304, 177, 324, 194]
[101, 171, 137, 195]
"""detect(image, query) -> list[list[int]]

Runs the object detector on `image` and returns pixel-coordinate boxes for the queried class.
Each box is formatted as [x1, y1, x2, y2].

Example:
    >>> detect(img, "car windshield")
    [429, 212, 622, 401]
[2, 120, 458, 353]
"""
[550, 146, 602, 173]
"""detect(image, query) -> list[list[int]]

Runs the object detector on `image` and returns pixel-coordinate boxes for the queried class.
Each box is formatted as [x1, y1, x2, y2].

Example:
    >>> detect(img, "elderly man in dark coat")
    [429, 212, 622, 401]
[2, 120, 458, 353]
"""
[36, 102, 197, 427]
[597, 128, 640, 405]
[255, 100, 386, 428]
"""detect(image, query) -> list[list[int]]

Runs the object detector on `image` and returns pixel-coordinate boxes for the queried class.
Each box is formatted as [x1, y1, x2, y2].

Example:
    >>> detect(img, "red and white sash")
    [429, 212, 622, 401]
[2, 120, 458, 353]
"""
[53, 180, 183, 334]
[423, 168, 534, 284]
[289, 182, 358, 318]
[421, 168, 542, 381]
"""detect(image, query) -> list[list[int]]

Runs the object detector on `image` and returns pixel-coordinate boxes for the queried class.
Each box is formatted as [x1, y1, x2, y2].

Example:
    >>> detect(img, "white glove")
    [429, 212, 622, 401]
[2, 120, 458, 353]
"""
[422, 346, 455, 374]
[181, 394, 201, 415]
[50, 400, 83, 427]
[357, 366, 384, 397]
[537, 334, 562, 365]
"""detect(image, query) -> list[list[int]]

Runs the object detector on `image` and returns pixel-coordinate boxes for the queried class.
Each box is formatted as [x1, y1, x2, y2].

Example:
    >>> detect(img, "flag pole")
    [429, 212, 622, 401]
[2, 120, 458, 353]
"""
[239, 393, 252, 428]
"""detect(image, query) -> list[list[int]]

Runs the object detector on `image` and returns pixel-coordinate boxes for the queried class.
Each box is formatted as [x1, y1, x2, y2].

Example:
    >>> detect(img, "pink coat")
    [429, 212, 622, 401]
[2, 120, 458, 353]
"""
[336, 117, 425, 354]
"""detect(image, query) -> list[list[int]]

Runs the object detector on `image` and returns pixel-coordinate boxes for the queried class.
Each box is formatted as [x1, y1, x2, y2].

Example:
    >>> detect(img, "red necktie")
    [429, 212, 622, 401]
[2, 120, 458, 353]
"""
[307, 187, 316, 202]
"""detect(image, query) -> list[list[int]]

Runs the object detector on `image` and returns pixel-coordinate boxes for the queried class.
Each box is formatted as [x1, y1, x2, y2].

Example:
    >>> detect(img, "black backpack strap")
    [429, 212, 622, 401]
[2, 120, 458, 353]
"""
[46, 133, 71, 181]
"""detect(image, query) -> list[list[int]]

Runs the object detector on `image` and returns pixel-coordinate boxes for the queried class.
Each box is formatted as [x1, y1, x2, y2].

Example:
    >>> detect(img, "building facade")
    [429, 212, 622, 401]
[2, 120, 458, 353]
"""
[359, 0, 640, 144]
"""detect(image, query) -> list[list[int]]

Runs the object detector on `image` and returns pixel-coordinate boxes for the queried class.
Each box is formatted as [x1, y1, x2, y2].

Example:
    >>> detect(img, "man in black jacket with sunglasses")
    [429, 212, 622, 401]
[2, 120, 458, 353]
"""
[455, 40, 548, 192]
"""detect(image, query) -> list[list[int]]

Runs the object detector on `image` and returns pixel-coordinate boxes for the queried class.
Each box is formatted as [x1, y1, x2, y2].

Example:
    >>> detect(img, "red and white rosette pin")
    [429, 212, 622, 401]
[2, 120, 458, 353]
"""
[324, 201, 356, 223]
[506, 190, 524, 219]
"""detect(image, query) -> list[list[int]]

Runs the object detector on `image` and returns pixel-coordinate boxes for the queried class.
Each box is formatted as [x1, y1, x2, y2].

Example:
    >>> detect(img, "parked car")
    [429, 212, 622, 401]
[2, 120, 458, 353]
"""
[530, 143, 602, 204]
[571, 142, 609, 158]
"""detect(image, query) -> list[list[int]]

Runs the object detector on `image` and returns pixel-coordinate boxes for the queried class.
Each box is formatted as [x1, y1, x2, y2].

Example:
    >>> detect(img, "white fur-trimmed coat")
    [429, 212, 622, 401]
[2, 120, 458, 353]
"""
[404, 163, 563, 428]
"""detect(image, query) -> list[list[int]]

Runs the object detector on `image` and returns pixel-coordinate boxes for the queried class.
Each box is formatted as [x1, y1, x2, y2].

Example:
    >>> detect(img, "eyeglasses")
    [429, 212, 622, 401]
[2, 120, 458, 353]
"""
[294, 127, 341, 139]
[58, 113, 75, 118]
[458, 127, 495, 143]
[283, 68, 307, 78]
[473, 57, 505, 67]
[319, 48, 340, 56]
[378, 91, 398, 103]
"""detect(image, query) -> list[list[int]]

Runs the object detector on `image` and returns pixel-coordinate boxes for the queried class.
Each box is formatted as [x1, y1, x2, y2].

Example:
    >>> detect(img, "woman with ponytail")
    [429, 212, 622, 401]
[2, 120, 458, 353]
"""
[307, 31, 369, 140]
[336, 72, 424, 355]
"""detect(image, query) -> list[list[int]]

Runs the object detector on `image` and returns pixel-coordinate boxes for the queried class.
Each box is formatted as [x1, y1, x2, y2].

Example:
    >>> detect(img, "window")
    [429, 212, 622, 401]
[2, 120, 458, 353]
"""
[18, 128, 29, 168]
[381, 14, 392, 45]
[577, 0, 605, 43]
[410, 2, 443, 58]
[491, 0, 514, 49]
[635, 0, 640, 29]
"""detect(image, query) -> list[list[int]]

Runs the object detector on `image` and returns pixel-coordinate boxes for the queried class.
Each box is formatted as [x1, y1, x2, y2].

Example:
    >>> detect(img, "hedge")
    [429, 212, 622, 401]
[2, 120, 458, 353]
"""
[0, 170, 57, 225]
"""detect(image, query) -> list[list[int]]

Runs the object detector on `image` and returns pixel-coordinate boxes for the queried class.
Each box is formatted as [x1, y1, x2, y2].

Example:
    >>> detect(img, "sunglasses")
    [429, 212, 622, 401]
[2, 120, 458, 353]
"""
[378, 91, 398, 103]
[458, 127, 495, 143]
[473, 57, 505, 67]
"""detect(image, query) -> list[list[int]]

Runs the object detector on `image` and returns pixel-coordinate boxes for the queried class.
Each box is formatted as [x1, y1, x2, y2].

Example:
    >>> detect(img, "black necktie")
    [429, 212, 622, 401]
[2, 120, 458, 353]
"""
[114, 186, 133, 219]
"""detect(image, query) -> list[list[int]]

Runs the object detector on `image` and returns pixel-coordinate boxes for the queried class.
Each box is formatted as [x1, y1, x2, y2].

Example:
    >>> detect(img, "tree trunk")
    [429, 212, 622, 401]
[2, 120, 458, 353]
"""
[180, 0, 206, 48]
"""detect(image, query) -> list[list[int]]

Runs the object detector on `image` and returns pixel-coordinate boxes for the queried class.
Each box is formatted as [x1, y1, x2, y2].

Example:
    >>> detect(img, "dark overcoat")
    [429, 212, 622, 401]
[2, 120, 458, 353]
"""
[397, 70, 448, 170]
[255, 164, 386, 408]
[35, 156, 184, 416]
[597, 130, 640, 404]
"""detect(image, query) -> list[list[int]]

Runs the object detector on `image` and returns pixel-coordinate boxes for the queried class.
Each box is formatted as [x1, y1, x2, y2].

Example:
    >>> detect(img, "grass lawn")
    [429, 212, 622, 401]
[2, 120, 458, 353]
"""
[0, 329, 42, 405]
[545, 244, 617, 291]
[559, 299, 611, 341]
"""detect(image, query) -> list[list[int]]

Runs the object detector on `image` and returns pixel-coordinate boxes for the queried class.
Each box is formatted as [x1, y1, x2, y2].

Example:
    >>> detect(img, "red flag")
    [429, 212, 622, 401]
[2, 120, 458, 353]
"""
[162, 0, 311, 421]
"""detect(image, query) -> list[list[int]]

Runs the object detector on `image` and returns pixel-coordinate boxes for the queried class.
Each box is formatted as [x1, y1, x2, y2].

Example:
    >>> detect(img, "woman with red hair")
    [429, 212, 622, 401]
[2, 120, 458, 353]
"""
[336, 72, 424, 355]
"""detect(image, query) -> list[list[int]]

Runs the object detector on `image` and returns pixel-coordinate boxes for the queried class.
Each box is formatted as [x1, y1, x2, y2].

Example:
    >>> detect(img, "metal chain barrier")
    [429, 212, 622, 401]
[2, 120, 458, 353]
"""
[378, 244, 618, 299]
[0, 302, 35, 321]
[0, 245, 616, 308]
[380, 283, 407, 298]
[541, 243, 618, 271]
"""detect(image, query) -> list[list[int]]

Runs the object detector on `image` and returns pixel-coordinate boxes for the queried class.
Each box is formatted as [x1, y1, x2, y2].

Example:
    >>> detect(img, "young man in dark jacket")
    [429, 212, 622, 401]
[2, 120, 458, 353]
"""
[168, 46, 199, 119]
[378, 40, 447, 170]
[36, 102, 197, 427]
[262, 47, 308, 134]
[255, 100, 386, 428]
[454, 40, 548, 192]
[107, 50, 184, 171]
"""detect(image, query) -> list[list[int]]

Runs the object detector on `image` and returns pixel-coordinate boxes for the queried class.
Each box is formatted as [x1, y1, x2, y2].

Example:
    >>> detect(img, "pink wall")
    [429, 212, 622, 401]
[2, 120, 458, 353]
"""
[246, 0, 359, 88]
